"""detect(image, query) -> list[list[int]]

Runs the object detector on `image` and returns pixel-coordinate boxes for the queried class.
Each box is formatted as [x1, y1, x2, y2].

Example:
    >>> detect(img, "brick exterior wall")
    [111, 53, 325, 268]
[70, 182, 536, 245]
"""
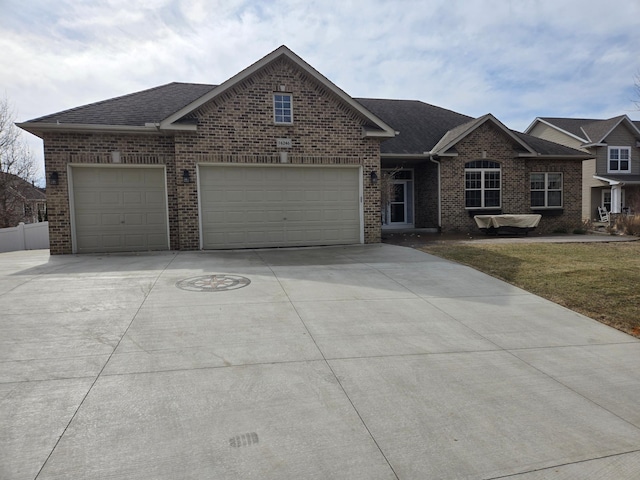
[41, 57, 382, 254]
[413, 161, 439, 228]
[438, 122, 583, 234]
[174, 56, 382, 248]
[42, 133, 176, 254]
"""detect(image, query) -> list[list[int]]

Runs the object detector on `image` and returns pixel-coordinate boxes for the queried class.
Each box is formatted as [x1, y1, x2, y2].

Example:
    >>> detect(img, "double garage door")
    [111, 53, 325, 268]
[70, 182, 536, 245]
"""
[71, 165, 361, 252]
[199, 166, 361, 249]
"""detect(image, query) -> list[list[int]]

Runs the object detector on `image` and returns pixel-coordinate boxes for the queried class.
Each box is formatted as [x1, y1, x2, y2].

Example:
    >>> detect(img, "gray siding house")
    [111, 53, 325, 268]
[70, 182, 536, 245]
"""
[527, 116, 640, 220]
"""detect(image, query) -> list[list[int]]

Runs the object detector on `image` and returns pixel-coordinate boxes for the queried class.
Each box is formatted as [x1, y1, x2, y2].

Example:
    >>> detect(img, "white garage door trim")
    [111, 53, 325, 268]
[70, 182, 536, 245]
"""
[68, 164, 170, 254]
[197, 164, 363, 249]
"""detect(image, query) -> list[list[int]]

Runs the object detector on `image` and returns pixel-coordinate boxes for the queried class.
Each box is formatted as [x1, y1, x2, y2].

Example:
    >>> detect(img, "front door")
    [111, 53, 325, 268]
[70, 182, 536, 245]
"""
[389, 181, 408, 223]
[382, 169, 414, 227]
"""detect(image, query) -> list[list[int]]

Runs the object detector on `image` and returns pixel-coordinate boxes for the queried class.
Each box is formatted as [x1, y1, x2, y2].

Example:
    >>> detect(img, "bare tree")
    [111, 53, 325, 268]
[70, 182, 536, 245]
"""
[635, 72, 640, 110]
[0, 96, 38, 227]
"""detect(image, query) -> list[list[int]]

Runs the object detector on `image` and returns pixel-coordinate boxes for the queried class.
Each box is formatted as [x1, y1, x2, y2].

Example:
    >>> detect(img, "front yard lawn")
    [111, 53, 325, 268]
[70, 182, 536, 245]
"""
[419, 241, 640, 338]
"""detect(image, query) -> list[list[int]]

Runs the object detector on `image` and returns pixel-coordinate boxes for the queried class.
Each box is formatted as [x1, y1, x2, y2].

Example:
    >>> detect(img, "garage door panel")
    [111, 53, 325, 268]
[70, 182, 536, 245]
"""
[123, 234, 145, 248]
[75, 214, 99, 227]
[123, 192, 143, 204]
[72, 167, 168, 253]
[200, 166, 360, 249]
[264, 190, 283, 201]
[124, 213, 143, 226]
[146, 213, 166, 225]
[103, 235, 123, 248]
[99, 191, 120, 205]
[100, 214, 122, 226]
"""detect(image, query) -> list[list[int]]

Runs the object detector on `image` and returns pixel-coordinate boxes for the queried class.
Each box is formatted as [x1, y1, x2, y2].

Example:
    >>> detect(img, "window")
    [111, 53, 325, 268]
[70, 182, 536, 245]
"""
[274, 94, 292, 124]
[465, 160, 501, 208]
[531, 172, 563, 208]
[608, 147, 631, 173]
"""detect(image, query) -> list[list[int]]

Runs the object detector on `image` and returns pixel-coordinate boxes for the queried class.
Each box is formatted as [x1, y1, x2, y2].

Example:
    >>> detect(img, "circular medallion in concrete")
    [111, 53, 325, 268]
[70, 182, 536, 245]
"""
[176, 274, 251, 292]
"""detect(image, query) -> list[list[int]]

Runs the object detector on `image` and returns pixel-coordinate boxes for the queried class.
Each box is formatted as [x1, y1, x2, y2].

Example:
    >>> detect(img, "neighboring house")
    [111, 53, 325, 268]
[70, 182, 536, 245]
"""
[0, 172, 47, 228]
[526, 116, 640, 221]
[18, 46, 590, 254]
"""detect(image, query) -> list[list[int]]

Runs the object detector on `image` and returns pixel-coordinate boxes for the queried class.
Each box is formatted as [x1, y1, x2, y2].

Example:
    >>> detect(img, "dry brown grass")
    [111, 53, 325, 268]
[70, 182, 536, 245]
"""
[419, 241, 640, 338]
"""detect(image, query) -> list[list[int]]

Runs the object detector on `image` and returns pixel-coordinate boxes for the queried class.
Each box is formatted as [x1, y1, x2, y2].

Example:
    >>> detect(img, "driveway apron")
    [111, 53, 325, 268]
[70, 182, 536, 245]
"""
[1, 245, 639, 479]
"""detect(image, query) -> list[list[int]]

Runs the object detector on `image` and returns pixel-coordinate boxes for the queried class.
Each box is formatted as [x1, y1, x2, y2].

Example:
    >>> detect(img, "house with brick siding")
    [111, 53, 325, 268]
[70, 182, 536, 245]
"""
[526, 116, 640, 221]
[18, 46, 591, 254]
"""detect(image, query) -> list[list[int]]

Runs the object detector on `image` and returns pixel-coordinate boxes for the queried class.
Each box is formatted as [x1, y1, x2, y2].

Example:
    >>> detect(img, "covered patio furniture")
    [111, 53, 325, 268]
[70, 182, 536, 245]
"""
[474, 214, 542, 236]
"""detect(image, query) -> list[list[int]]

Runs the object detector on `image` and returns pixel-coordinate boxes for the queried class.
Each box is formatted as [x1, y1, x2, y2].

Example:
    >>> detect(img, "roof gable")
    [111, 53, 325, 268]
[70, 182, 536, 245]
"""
[431, 114, 536, 156]
[583, 115, 640, 145]
[526, 115, 640, 147]
[162, 46, 395, 137]
[19, 46, 395, 139]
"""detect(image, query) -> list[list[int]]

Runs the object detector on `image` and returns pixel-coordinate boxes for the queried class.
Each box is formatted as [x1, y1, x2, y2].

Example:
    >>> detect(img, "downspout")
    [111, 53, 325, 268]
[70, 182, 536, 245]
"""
[428, 153, 442, 231]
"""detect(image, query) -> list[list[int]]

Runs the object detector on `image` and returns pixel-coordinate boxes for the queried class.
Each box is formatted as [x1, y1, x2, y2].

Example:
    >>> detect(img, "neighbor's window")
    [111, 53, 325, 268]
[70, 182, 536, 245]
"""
[531, 172, 563, 208]
[465, 160, 501, 208]
[274, 94, 292, 124]
[608, 147, 631, 173]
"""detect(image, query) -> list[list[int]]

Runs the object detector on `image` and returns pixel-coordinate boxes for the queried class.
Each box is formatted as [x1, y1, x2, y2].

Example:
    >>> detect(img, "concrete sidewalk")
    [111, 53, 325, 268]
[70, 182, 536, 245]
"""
[1, 245, 639, 479]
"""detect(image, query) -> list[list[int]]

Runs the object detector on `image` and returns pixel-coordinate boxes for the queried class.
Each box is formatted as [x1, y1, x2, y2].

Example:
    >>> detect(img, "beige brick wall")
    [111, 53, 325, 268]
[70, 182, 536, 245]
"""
[438, 122, 583, 234]
[41, 57, 383, 254]
[174, 56, 382, 247]
[42, 133, 176, 254]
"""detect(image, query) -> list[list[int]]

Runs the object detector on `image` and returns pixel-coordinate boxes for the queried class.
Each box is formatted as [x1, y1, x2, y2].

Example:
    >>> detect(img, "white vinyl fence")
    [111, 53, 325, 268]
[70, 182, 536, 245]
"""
[0, 222, 49, 253]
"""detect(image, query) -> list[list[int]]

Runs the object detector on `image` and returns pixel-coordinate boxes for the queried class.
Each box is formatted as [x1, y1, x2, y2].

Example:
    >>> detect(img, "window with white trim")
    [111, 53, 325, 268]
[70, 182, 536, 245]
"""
[465, 160, 501, 208]
[273, 94, 292, 124]
[531, 172, 563, 208]
[608, 147, 631, 173]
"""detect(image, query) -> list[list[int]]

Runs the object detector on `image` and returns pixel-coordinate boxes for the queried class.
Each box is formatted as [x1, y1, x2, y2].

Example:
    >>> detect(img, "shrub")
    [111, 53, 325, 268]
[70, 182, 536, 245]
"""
[614, 215, 640, 236]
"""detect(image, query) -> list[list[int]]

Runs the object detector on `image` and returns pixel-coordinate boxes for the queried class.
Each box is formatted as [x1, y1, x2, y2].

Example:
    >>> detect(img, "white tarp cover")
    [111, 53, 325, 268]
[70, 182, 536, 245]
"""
[474, 214, 542, 229]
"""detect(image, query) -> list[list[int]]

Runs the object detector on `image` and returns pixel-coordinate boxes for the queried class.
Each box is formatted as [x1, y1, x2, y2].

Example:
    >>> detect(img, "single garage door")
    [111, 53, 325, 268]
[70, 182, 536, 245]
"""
[71, 166, 169, 253]
[199, 165, 361, 249]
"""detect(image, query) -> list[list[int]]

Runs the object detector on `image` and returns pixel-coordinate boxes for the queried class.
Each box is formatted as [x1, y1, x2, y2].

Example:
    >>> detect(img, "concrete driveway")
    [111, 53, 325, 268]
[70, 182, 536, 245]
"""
[2, 244, 640, 480]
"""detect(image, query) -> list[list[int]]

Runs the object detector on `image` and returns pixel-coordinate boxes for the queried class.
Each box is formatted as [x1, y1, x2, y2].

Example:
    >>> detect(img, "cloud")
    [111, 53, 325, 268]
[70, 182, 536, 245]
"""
[1, 0, 639, 178]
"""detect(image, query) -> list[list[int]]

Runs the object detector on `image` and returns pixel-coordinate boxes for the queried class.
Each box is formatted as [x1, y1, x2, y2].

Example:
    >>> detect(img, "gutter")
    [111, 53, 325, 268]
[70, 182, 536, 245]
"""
[15, 122, 196, 138]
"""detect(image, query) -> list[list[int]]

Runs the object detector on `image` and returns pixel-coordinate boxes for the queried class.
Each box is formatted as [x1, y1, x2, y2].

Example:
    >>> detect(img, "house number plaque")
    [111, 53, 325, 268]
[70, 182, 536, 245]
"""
[276, 138, 292, 148]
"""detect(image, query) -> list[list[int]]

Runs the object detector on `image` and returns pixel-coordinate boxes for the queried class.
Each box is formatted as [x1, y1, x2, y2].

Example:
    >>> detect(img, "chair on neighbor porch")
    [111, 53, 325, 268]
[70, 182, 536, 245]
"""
[597, 207, 610, 223]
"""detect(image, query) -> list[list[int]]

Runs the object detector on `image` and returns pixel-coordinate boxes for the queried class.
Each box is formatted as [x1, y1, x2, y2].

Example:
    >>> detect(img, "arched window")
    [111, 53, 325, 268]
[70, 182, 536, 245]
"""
[465, 160, 501, 208]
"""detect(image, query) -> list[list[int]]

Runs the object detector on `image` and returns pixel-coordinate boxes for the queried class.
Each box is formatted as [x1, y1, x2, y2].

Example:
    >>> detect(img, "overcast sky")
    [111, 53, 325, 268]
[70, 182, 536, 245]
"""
[2, 0, 640, 180]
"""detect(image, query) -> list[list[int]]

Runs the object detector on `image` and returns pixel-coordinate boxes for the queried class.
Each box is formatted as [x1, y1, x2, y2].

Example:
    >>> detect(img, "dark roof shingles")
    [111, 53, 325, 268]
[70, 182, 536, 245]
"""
[25, 83, 588, 158]
[28, 82, 217, 126]
[355, 98, 472, 154]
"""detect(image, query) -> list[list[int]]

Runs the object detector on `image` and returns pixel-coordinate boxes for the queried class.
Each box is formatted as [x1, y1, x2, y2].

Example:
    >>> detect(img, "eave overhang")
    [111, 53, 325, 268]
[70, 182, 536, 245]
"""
[15, 122, 184, 138]
[594, 174, 640, 185]
[381, 153, 429, 159]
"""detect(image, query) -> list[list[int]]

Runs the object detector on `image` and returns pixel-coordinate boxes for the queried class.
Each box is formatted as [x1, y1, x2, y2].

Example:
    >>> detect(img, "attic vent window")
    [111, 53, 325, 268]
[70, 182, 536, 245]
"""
[274, 94, 292, 124]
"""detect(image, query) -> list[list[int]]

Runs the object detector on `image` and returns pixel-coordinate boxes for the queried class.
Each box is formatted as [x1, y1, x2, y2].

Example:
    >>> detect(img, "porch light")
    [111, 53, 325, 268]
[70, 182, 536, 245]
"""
[182, 169, 192, 184]
[370, 170, 378, 184]
[49, 171, 59, 186]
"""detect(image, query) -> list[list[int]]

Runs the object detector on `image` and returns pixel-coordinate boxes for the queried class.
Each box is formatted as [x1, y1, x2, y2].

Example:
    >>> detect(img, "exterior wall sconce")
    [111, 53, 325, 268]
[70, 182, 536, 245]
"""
[182, 169, 192, 184]
[49, 171, 59, 186]
[370, 170, 378, 184]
